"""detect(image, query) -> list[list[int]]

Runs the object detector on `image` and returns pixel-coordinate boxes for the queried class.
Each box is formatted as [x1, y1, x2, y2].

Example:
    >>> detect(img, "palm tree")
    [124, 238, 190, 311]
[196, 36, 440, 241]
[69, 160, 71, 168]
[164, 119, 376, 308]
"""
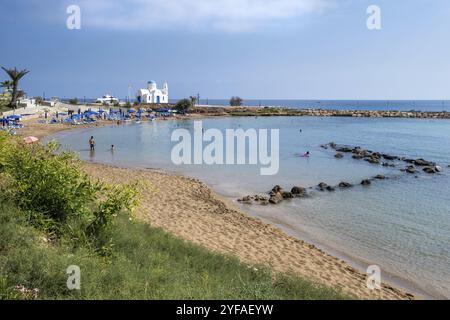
[1, 67, 29, 109]
[1, 80, 13, 91]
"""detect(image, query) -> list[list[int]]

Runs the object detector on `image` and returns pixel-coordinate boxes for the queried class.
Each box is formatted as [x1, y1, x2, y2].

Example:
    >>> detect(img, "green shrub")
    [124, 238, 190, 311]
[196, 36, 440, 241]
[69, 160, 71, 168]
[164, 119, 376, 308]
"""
[68, 98, 78, 105]
[0, 132, 138, 241]
[175, 98, 192, 112]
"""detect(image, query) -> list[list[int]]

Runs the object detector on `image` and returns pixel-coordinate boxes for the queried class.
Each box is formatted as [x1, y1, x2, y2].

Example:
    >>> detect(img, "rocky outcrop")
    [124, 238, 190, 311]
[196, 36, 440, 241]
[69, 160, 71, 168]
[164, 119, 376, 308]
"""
[291, 186, 307, 197]
[423, 166, 441, 174]
[269, 192, 283, 204]
[382, 154, 398, 161]
[403, 165, 416, 174]
[336, 146, 353, 153]
[282, 191, 294, 199]
[338, 181, 353, 188]
[374, 174, 386, 180]
[365, 158, 380, 165]
[361, 179, 371, 186]
[414, 159, 436, 167]
[238, 194, 270, 205]
[317, 182, 329, 191]
[326, 142, 443, 177]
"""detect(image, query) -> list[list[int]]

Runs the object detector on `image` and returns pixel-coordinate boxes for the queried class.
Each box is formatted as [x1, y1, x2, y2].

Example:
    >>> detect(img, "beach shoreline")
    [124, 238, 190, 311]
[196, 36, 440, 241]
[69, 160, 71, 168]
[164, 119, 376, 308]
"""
[20, 118, 420, 300]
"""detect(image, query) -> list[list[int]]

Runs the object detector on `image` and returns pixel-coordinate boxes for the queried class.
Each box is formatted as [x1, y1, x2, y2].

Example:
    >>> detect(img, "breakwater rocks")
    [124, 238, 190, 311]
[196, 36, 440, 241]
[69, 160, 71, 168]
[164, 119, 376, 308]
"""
[294, 109, 450, 119]
[237, 174, 391, 205]
[194, 106, 450, 120]
[237, 143, 444, 206]
[237, 185, 307, 206]
[323, 142, 443, 175]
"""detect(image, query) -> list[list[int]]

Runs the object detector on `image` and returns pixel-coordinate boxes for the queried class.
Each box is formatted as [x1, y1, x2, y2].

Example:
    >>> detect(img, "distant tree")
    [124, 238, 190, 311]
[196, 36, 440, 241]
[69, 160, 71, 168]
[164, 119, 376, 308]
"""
[69, 97, 79, 105]
[125, 101, 131, 108]
[34, 96, 44, 105]
[189, 95, 197, 106]
[1, 67, 30, 109]
[175, 98, 192, 113]
[229, 96, 243, 107]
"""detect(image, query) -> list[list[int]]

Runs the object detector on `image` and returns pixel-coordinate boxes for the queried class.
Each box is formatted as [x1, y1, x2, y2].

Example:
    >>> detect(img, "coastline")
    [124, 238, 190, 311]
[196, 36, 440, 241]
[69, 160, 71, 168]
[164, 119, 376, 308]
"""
[79, 161, 414, 300]
[21, 117, 421, 299]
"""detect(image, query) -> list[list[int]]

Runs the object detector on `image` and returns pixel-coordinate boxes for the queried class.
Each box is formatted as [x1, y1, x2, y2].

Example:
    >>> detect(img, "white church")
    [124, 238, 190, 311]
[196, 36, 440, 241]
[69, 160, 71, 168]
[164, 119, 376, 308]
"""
[136, 81, 168, 104]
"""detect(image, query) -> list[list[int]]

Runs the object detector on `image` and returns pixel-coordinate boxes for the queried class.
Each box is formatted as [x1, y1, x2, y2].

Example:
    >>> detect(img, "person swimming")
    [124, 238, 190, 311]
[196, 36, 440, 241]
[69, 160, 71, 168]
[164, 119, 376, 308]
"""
[110, 144, 115, 151]
[299, 151, 310, 157]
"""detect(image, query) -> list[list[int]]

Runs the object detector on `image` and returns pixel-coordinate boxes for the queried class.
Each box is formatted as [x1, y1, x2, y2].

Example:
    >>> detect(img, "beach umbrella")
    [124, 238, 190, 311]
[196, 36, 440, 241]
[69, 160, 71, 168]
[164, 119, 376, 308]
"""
[7, 114, 21, 119]
[23, 136, 39, 144]
[127, 108, 136, 113]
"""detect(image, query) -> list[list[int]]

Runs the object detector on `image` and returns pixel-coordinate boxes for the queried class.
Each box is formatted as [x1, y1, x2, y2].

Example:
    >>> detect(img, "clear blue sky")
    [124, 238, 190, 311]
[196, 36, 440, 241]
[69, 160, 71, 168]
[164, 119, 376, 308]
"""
[1, 0, 450, 100]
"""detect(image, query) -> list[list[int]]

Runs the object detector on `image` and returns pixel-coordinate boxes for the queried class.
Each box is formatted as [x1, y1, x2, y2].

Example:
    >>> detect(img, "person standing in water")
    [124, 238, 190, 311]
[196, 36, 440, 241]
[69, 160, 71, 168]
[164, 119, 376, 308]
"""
[89, 136, 95, 151]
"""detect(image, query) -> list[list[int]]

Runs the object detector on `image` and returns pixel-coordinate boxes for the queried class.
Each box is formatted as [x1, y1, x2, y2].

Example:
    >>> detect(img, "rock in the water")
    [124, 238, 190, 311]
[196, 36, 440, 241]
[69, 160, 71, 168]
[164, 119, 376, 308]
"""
[405, 166, 416, 174]
[336, 146, 353, 153]
[282, 191, 294, 199]
[326, 186, 335, 192]
[271, 185, 283, 194]
[352, 154, 364, 160]
[361, 179, 371, 186]
[374, 174, 386, 180]
[335, 153, 344, 159]
[260, 200, 269, 206]
[338, 181, 353, 188]
[238, 195, 253, 204]
[414, 158, 436, 167]
[382, 154, 398, 161]
[291, 186, 307, 197]
[423, 166, 438, 174]
[317, 182, 328, 191]
[269, 192, 283, 204]
[365, 158, 380, 165]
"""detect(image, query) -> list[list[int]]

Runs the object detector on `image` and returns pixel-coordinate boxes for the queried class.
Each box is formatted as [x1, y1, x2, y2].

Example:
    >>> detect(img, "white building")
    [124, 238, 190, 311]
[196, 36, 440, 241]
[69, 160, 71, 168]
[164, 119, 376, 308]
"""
[96, 94, 119, 105]
[136, 81, 168, 104]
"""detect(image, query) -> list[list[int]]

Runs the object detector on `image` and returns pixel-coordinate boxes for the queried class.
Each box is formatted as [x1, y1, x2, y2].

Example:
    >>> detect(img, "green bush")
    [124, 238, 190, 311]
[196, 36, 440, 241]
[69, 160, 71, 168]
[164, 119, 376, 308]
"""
[175, 98, 192, 112]
[0, 132, 138, 241]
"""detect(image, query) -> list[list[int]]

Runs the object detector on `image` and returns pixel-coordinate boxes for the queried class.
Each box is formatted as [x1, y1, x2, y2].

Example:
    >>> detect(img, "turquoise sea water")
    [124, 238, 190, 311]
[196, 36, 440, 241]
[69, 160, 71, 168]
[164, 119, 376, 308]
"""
[50, 116, 450, 299]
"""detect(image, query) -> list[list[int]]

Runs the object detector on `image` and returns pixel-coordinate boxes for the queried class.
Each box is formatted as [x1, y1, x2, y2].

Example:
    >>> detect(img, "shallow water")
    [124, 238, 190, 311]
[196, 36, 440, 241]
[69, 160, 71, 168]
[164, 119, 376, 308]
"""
[50, 116, 450, 298]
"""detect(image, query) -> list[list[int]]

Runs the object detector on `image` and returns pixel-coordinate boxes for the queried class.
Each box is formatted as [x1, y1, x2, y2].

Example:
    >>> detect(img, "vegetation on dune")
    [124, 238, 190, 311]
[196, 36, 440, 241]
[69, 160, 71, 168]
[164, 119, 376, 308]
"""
[0, 132, 350, 300]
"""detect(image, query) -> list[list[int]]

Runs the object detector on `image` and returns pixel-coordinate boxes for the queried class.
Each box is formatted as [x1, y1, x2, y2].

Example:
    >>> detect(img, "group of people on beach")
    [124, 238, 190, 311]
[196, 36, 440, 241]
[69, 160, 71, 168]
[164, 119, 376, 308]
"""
[88, 136, 114, 152]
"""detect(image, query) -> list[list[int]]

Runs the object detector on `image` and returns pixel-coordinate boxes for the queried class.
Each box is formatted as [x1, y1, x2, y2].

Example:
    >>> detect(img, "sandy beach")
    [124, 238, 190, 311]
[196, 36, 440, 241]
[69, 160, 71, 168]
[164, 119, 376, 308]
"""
[19, 119, 414, 300]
